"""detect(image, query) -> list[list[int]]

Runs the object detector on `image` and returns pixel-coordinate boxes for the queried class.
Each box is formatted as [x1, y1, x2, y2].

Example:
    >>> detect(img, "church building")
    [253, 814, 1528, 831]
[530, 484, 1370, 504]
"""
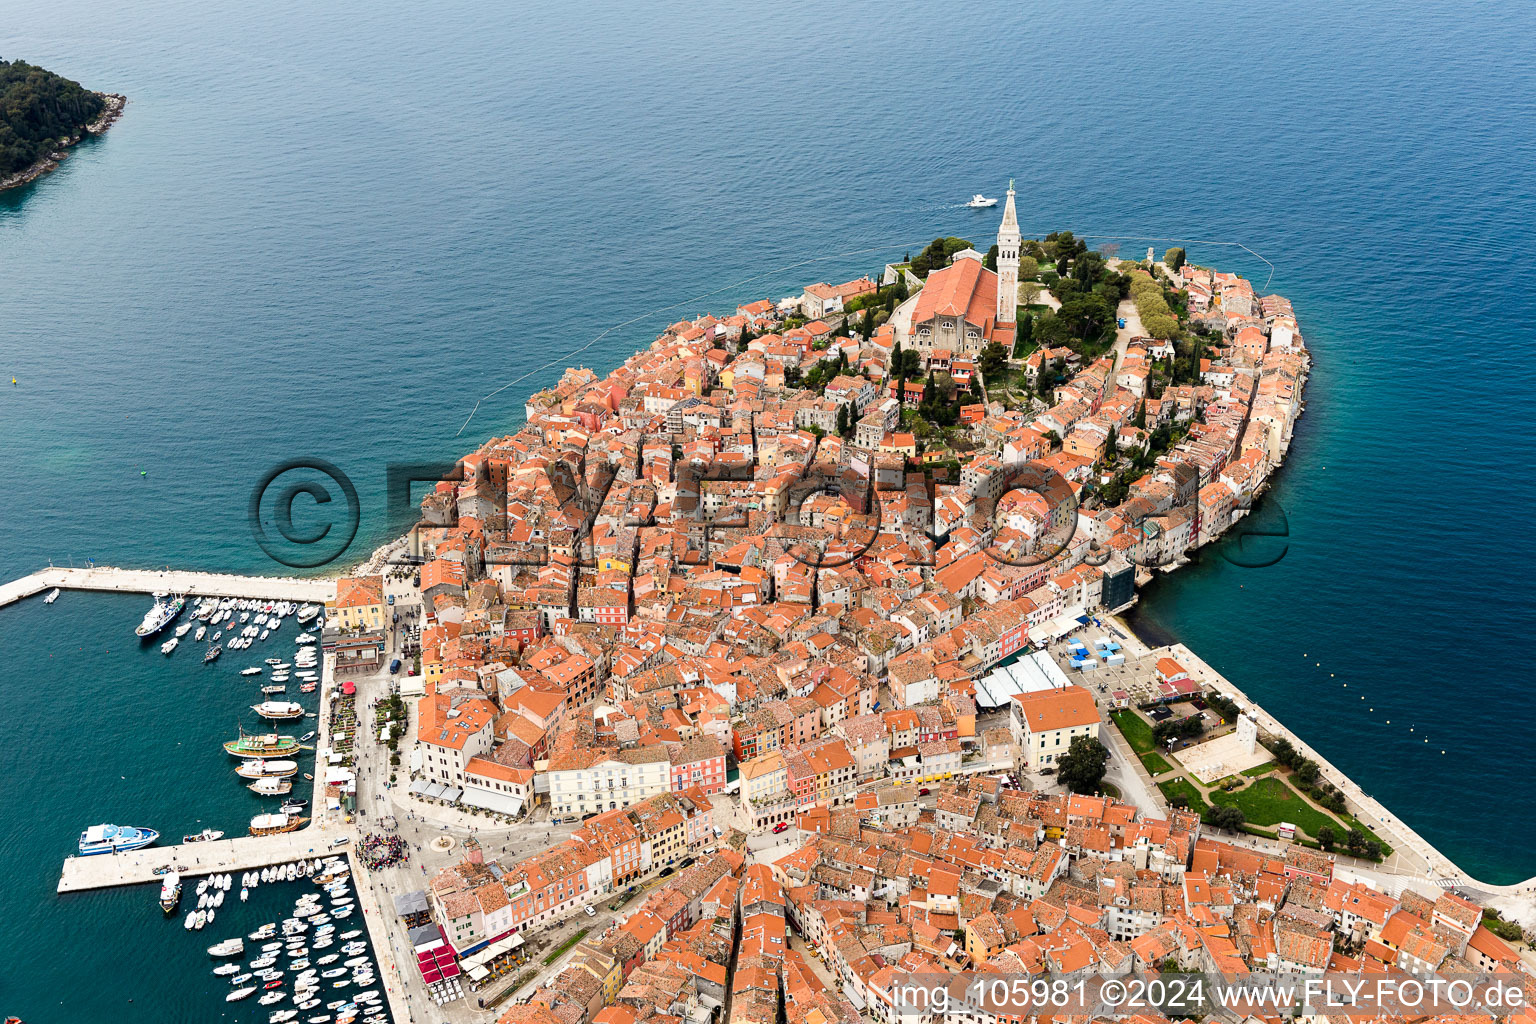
[892, 182, 1020, 364]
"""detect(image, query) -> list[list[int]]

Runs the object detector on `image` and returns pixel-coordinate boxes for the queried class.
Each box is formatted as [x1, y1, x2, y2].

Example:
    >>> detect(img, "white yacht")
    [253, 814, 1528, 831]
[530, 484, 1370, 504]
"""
[966, 193, 997, 208]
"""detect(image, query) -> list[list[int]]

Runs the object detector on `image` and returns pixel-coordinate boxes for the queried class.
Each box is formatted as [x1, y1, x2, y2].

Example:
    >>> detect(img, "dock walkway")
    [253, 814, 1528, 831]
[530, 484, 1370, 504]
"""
[0, 566, 335, 611]
[58, 828, 346, 893]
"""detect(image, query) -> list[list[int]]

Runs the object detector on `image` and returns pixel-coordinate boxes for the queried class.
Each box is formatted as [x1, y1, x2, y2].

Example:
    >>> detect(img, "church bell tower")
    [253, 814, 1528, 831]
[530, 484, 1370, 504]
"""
[996, 180, 1020, 325]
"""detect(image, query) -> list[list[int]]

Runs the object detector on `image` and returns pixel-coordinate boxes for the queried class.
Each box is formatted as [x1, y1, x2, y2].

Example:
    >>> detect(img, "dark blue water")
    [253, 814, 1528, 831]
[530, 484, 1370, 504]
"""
[2, 0, 1535, 1016]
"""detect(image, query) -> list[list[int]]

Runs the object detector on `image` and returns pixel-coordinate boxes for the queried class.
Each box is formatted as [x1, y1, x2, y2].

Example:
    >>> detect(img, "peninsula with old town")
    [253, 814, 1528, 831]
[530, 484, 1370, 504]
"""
[22, 187, 1536, 1024]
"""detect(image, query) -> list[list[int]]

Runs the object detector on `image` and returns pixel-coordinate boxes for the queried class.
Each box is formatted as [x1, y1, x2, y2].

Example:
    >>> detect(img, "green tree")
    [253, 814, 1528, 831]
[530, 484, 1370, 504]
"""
[1208, 805, 1245, 831]
[836, 404, 850, 437]
[1315, 825, 1337, 850]
[1295, 760, 1320, 786]
[0, 60, 109, 177]
[978, 342, 1009, 379]
[1018, 255, 1039, 281]
[910, 237, 974, 278]
[984, 243, 998, 271]
[1164, 247, 1186, 272]
[1056, 736, 1110, 794]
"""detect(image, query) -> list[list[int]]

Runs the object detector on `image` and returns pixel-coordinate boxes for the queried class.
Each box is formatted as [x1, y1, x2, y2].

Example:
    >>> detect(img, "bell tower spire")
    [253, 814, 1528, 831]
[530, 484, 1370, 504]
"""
[996, 181, 1020, 325]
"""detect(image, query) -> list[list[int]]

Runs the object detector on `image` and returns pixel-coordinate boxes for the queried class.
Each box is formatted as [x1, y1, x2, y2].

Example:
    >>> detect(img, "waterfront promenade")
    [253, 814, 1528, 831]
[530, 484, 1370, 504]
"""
[0, 565, 335, 609]
[1104, 615, 1536, 904]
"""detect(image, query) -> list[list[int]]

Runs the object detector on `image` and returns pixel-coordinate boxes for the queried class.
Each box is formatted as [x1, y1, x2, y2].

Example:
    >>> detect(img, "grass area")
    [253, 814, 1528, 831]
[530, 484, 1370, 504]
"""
[1241, 761, 1278, 777]
[1141, 752, 1173, 775]
[543, 927, 591, 965]
[1100, 782, 1121, 800]
[488, 972, 539, 1008]
[1209, 777, 1337, 835]
[1158, 777, 1209, 815]
[1112, 710, 1156, 754]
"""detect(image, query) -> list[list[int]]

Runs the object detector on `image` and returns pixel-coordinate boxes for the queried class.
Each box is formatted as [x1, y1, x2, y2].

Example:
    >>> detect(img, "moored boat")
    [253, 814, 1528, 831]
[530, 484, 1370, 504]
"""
[183, 828, 226, 844]
[251, 700, 305, 721]
[225, 731, 301, 759]
[250, 813, 309, 836]
[249, 776, 294, 796]
[77, 823, 159, 855]
[237, 758, 299, 779]
[135, 592, 186, 638]
[204, 644, 223, 663]
[44, 587, 60, 603]
[159, 871, 182, 913]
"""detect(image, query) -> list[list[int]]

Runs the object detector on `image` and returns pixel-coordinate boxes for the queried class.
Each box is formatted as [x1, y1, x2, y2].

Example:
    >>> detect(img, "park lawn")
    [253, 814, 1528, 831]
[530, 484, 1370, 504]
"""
[1100, 782, 1121, 800]
[1241, 761, 1278, 777]
[1158, 777, 1209, 815]
[1141, 752, 1173, 775]
[1209, 777, 1339, 837]
[1112, 711, 1156, 754]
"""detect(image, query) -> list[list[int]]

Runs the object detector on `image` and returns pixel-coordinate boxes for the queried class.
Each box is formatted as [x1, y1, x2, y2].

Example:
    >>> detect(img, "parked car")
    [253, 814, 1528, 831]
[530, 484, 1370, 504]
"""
[772, 822, 789, 834]
[389, 657, 402, 674]
[917, 787, 931, 796]
[584, 905, 596, 917]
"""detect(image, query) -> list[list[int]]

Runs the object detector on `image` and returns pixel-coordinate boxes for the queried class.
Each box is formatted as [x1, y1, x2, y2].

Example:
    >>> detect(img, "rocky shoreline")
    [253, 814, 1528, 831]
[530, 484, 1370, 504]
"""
[0, 92, 127, 193]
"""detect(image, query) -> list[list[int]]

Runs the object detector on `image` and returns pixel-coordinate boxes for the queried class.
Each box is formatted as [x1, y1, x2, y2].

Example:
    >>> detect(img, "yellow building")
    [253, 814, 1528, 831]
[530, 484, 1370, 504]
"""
[330, 575, 385, 631]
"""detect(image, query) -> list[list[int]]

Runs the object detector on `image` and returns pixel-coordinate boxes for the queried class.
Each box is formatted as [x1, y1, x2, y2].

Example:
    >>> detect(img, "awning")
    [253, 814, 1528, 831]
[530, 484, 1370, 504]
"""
[409, 779, 432, 797]
[442, 786, 463, 803]
[466, 964, 490, 982]
[459, 932, 524, 971]
[460, 788, 524, 816]
[423, 782, 446, 799]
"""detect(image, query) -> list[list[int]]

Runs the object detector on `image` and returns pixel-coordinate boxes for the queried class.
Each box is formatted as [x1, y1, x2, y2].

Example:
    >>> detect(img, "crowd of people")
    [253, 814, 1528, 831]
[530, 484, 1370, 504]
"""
[359, 829, 409, 870]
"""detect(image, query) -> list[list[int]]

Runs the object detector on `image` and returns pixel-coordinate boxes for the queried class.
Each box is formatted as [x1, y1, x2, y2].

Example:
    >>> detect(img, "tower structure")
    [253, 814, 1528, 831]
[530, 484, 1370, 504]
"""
[995, 180, 1020, 325]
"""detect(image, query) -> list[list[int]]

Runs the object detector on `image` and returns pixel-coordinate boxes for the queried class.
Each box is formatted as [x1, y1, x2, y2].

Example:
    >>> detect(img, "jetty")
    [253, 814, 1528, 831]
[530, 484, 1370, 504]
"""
[0, 566, 335, 610]
[58, 829, 345, 893]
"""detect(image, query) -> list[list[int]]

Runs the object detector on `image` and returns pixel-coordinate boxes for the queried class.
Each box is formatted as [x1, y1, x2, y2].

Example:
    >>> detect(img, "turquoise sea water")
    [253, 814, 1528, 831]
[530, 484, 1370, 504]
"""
[2, 0, 1536, 1017]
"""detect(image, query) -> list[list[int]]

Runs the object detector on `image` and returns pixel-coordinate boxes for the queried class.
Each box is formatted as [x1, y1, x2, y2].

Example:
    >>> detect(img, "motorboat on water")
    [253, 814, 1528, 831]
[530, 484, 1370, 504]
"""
[44, 587, 61, 603]
[78, 823, 158, 855]
[250, 776, 294, 796]
[238, 758, 299, 779]
[195, 625, 207, 641]
[252, 701, 304, 721]
[159, 871, 182, 913]
[226, 730, 301, 758]
[136, 592, 186, 638]
[208, 937, 245, 957]
[204, 644, 223, 663]
[250, 813, 308, 836]
[228, 986, 257, 1002]
[175, 622, 193, 637]
[160, 637, 179, 655]
[966, 193, 997, 208]
[183, 828, 225, 844]
[242, 667, 264, 676]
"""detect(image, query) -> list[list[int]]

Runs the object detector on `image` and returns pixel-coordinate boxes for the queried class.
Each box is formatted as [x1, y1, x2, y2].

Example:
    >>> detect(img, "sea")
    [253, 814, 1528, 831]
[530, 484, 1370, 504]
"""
[2, 0, 1535, 1018]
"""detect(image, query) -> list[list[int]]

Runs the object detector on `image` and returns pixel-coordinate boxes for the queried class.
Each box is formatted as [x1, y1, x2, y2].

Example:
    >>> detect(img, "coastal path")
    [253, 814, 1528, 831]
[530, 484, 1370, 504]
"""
[0, 565, 335, 610]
